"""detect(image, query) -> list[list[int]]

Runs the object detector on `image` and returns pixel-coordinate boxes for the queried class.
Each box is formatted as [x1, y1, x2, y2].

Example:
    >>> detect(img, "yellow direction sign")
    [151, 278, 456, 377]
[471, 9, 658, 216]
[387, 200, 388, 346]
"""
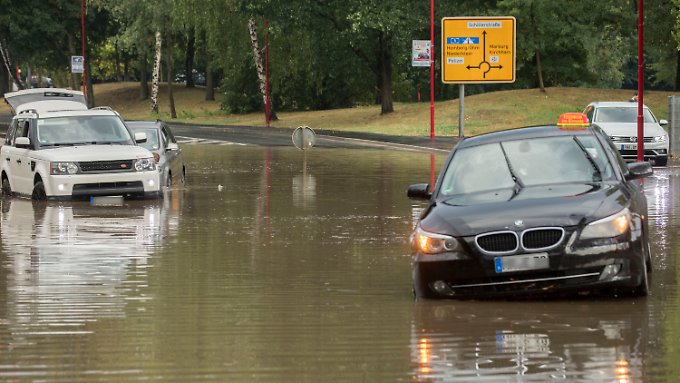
[441, 17, 516, 84]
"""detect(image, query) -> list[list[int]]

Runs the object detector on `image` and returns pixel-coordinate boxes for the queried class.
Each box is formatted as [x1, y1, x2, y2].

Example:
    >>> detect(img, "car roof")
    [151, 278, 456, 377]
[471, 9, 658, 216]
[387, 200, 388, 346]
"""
[456, 125, 598, 149]
[587, 101, 650, 109]
[15, 100, 89, 114]
[16, 108, 119, 119]
[4, 88, 86, 114]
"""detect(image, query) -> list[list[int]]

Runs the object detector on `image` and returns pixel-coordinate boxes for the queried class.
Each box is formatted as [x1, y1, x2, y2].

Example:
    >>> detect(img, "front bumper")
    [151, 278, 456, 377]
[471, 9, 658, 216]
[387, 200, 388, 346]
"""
[611, 140, 668, 163]
[43, 171, 161, 199]
[412, 236, 645, 299]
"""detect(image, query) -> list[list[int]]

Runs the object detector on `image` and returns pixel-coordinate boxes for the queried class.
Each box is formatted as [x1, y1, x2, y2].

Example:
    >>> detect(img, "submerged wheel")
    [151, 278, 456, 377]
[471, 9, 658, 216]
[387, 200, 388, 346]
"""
[31, 181, 47, 200]
[166, 173, 173, 188]
[1, 177, 11, 196]
[631, 241, 650, 297]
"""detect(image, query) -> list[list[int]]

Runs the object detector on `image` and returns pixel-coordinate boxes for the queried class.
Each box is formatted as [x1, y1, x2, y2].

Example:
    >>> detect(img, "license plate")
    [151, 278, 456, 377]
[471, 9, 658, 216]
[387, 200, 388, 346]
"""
[494, 253, 549, 273]
[621, 143, 636, 150]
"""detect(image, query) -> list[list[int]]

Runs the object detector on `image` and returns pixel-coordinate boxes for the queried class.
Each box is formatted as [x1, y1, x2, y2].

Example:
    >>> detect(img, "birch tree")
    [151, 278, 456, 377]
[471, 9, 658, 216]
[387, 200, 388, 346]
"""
[247, 18, 277, 121]
[151, 31, 162, 114]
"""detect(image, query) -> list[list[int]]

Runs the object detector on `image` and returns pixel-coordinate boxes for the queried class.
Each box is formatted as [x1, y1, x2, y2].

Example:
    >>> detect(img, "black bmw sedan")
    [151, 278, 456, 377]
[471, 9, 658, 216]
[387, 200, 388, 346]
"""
[407, 113, 653, 299]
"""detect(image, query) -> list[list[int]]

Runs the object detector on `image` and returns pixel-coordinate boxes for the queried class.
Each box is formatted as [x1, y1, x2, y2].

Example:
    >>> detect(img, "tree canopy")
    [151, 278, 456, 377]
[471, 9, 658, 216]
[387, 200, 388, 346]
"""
[1, 0, 678, 114]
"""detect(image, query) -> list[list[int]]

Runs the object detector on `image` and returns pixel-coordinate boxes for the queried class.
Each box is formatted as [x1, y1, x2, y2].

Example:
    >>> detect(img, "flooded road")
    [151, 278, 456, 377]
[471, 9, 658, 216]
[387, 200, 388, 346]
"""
[0, 143, 679, 382]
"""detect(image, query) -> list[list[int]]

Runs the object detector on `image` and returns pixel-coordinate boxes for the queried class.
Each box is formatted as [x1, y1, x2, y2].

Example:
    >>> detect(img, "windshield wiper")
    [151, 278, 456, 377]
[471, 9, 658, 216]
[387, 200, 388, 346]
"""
[573, 137, 603, 182]
[499, 143, 524, 200]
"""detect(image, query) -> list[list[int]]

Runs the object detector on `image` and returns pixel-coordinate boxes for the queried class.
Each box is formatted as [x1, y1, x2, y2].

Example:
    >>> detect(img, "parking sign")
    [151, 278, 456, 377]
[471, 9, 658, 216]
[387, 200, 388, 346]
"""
[71, 56, 84, 74]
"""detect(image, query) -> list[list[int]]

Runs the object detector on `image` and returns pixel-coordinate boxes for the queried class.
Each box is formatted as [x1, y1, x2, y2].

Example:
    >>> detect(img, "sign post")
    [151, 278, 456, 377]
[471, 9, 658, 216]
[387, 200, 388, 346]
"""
[441, 17, 516, 136]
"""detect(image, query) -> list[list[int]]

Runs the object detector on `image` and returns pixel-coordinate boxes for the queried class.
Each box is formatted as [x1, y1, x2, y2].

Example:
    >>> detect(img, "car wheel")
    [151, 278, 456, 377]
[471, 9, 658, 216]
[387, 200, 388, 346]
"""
[655, 157, 668, 167]
[1, 177, 11, 196]
[631, 242, 650, 297]
[31, 181, 47, 200]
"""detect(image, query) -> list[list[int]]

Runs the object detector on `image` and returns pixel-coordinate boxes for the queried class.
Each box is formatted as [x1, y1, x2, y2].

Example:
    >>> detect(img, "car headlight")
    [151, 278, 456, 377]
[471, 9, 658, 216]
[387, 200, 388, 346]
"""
[51, 162, 79, 175]
[411, 227, 459, 254]
[134, 157, 156, 171]
[654, 134, 668, 143]
[580, 208, 631, 239]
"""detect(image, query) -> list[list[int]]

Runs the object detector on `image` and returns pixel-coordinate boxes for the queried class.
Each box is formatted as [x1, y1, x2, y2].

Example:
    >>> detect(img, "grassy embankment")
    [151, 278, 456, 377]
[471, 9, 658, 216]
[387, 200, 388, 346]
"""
[3, 82, 675, 136]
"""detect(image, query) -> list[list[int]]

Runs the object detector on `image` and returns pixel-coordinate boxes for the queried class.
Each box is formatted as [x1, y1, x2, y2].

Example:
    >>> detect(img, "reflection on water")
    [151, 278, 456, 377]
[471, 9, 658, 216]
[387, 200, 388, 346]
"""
[411, 300, 647, 382]
[0, 196, 181, 328]
[2, 144, 680, 382]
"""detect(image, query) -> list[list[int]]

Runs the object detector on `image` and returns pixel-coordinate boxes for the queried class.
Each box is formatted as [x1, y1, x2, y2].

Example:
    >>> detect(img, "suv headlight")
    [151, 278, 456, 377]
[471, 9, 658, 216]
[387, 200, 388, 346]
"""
[51, 162, 80, 175]
[654, 134, 668, 143]
[411, 227, 459, 254]
[134, 157, 155, 171]
[580, 208, 630, 239]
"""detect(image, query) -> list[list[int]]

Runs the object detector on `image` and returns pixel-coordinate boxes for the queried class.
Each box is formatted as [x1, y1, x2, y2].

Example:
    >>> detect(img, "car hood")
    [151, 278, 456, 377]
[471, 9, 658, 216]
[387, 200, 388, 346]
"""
[29, 145, 153, 162]
[420, 183, 627, 237]
[595, 122, 666, 137]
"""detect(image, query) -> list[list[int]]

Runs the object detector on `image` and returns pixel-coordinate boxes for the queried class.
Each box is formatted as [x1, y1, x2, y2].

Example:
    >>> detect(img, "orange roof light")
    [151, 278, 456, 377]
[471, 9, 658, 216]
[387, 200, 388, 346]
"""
[557, 112, 589, 130]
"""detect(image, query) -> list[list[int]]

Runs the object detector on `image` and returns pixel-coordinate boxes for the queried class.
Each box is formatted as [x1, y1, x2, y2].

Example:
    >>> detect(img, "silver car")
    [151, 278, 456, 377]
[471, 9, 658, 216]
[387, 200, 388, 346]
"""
[126, 120, 186, 188]
[583, 101, 669, 166]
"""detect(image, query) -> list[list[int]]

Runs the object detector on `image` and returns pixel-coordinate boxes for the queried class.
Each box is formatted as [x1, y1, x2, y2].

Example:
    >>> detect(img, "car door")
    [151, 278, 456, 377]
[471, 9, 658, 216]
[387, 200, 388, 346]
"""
[161, 123, 182, 181]
[3, 118, 34, 195]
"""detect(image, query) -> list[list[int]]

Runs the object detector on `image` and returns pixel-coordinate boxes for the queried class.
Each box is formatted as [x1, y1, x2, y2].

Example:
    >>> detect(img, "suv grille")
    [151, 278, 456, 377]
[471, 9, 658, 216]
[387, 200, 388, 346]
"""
[79, 160, 135, 173]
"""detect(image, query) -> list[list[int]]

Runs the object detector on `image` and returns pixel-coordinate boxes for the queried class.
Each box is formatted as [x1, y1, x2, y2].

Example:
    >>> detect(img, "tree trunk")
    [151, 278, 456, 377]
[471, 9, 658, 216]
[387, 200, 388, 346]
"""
[0, 40, 22, 90]
[114, 40, 122, 82]
[675, 49, 680, 91]
[85, 45, 94, 107]
[151, 31, 162, 114]
[247, 18, 277, 122]
[205, 56, 215, 101]
[67, 34, 78, 90]
[185, 27, 195, 88]
[378, 34, 394, 115]
[536, 50, 545, 92]
[166, 35, 177, 119]
[0, 63, 8, 94]
[139, 51, 149, 100]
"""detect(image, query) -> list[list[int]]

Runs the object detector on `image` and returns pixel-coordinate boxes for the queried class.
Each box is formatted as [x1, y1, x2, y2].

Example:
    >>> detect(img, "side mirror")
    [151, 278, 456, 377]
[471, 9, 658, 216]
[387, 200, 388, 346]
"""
[625, 161, 653, 180]
[15, 136, 31, 148]
[659, 119, 668, 126]
[166, 142, 179, 151]
[134, 132, 147, 144]
[407, 183, 432, 200]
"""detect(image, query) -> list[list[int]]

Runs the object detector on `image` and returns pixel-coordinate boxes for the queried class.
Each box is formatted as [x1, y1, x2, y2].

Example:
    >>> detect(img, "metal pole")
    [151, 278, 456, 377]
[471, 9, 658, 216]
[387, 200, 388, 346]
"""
[459, 84, 465, 137]
[636, 0, 644, 162]
[429, 0, 435, 139]
[265, 20, 270, 127]
[81, 0, 87, 100]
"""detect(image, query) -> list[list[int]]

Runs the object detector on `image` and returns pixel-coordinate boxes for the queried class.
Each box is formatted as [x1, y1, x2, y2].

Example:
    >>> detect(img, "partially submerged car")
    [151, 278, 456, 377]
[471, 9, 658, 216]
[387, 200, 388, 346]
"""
[126, 120, 186, 188]
[407, 113, 653, 299]
[1, 89, 160, 200]
[583, 101, 669, 166]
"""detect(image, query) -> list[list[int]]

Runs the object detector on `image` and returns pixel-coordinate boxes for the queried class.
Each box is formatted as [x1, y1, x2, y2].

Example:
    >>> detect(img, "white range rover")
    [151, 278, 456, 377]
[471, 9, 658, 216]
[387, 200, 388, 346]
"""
[1, 89, 161, 200]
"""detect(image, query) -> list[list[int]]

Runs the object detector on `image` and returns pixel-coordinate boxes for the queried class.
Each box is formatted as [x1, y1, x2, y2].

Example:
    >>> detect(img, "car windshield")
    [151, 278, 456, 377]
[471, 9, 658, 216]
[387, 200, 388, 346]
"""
[593, 107, 656, 123]
[36, 115, 134, 146]
[132, 127, 161, 151]
[438, 135, 615, 197]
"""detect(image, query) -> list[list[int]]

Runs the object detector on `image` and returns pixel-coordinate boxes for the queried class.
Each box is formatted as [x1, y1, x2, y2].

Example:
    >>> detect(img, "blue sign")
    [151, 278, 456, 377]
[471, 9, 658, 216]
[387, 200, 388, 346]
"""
[446, 37, 480, 45]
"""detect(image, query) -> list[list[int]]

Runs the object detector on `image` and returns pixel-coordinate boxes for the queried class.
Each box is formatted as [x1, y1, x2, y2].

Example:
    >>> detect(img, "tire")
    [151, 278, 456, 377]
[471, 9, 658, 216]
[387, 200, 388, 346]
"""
[1, 177, 11, 196]
[631, 241, 650, 297]
[31, 181, 47, 200]
[655, 157, 668, 167]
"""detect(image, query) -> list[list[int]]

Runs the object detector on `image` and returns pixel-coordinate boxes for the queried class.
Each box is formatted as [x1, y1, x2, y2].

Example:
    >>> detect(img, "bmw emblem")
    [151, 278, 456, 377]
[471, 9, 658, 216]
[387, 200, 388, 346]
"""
[514, 219, 524, 228]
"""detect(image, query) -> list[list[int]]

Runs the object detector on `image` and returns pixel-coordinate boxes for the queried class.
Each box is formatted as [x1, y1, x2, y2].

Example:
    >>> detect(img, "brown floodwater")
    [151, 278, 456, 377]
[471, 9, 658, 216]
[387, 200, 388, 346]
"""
[0, 144, 679, 382]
